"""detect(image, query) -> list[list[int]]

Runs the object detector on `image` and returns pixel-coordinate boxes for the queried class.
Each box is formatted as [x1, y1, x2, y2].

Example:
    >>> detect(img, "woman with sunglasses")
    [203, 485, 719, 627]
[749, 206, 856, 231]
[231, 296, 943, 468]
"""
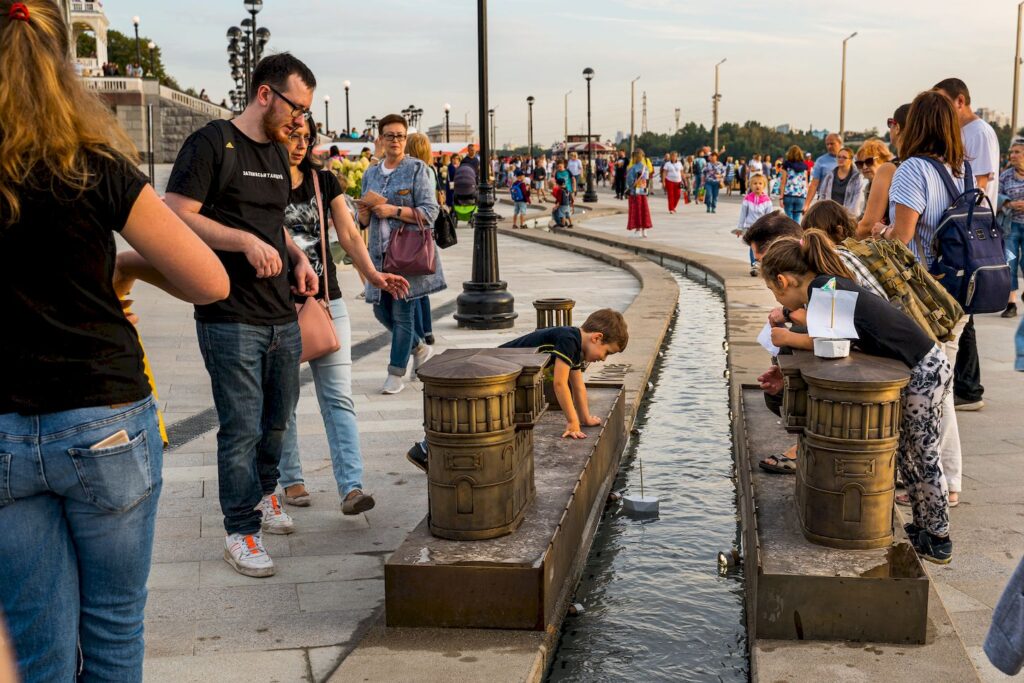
[857, 104, 910, 238]
[278, 117, 409, 514]
[818, 146, 867, 218]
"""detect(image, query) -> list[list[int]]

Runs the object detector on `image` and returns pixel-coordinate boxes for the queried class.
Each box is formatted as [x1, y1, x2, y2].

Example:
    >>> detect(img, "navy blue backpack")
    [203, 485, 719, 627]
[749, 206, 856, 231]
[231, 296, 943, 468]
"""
[918, 157, 1011, 314]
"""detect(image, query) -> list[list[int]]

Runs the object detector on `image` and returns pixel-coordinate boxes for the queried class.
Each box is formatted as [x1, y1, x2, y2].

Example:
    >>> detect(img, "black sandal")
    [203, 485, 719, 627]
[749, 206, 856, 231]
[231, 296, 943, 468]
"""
[759, 454, 797, 474]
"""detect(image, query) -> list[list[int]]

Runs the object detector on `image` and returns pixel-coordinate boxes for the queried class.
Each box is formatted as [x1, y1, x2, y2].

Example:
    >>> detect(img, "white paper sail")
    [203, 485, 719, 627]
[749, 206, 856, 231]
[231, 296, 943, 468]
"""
[807, 287, 859, 339]
[757, 322, 781, 355]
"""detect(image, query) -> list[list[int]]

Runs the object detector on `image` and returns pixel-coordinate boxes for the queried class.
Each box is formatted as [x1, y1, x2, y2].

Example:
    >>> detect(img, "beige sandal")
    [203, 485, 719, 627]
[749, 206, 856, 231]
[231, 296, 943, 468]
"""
[283, 484, 311, 507]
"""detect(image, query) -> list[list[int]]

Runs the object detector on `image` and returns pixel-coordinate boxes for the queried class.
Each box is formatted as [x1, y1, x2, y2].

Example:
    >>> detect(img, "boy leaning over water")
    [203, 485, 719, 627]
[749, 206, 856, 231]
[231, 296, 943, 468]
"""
[406, 309, 629, 471]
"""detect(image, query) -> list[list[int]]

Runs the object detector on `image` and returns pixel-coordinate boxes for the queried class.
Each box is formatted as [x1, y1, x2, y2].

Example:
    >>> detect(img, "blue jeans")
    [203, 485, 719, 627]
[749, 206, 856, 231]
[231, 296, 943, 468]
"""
[1017, 316, 1024, 371]
[196, 321, 301, 535]
[373, 291, 424, 376]
[416, 296, 433, 341]
[783, 195, 805, 223]
[1007, 221, 1024, 291]
[279, 299, 364, 498]
[705, 181, 720, 211]
[0, 396, 161, 682]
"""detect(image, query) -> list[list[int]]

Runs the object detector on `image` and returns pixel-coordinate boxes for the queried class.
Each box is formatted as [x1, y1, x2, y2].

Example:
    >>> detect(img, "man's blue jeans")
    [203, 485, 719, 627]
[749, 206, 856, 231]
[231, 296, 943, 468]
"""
[783, 195, 805, 223]
[279, 299, 364, 498]
[705, 181, 720, 211]
[373, 291, 424, 377]
[0, 396, 162, 682]
[196, 321, 301, 535]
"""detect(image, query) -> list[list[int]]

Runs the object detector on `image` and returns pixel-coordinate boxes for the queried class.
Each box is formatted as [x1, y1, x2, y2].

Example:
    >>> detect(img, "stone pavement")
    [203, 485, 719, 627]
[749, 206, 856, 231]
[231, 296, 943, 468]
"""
[581, 185, 1024, 682]
[136, 170, 639, 681]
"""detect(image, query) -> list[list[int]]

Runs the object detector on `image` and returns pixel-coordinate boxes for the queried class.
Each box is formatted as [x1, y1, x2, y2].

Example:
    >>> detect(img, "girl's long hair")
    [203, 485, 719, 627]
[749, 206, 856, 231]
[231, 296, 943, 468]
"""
[761, 229, 854, 283]
[0, 0, 138, 226]
[899, 90, 964, 176]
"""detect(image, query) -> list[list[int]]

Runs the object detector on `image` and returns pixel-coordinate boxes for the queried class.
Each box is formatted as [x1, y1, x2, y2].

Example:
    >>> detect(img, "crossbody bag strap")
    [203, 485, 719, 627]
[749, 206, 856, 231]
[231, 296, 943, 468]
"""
[310, 169, 330, 306]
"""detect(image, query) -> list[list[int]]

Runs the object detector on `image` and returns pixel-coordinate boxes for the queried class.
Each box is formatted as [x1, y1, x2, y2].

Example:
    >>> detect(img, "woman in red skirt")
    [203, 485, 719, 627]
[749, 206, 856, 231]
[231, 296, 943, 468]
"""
[626, 149, 652, 237]
[661, 151, 685, 213]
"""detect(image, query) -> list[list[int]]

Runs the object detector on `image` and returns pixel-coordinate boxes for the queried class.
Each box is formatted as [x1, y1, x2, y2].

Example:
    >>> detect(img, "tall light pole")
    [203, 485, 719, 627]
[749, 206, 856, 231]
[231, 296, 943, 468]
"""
[131, 16, 141, 68]
[323, 95, 330, 137]
[244, 0, 263, 68]
[564, 89, 572, 161]
[840, 32, 857, 138]
[454, 0, 517, 330]
[444, 103, 451, 142]
[712, 58, 726, 152]
[583, 68, 598, 203]
[1014, 3, 1024, 136]
[343, 80, 351, 133]
[629, 76, 640, 158]
[488, 108, 496, 153]
[147, 41, 156, 77]
[526, 96, 535, 160]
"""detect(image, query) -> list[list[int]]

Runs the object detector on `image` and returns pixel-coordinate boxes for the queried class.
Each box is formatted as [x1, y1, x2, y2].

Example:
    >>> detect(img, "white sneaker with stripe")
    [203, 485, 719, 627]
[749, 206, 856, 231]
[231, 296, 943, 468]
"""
[256, 493, 295, 535]
[224, 532, 275, 577]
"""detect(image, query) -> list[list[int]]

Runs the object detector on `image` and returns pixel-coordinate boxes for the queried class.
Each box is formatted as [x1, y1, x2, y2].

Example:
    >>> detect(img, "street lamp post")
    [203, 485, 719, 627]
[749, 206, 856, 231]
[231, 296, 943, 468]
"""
[564, 89, 571, 162]
[323, 95, 330, 137]
[629, 76, 640, 158]
[454, 0, 517, 330]
[1013, 3, 1024, 136]
[526, 96, 535, 160]
[131, 16, 141, 68]
[582, 68, 598, 203]
[840, 32, 858, 138]
[147, 41, 155, 77]
[488, 108, 495, 153]
[444, 103, 451, 142]
[244, 0, 263, 68]
[712, 58, 726, 152]
[343, 80, 351, 134]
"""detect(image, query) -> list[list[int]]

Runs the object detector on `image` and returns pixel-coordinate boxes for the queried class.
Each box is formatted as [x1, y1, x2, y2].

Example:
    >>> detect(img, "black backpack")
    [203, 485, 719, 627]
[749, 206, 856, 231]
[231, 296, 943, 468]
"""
[917, 157, 1011, 314]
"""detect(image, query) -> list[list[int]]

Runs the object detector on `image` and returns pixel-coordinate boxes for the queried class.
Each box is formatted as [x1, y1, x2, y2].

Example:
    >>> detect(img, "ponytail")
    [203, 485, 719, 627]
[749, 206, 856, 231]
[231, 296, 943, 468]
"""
[761, 229, 854, 283]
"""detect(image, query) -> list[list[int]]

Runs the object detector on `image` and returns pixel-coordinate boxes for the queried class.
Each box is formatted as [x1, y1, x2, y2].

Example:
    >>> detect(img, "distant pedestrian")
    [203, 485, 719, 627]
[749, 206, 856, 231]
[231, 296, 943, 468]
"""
[510, 170, 531, 228]
[818, 146, 866, 217]
[532, 155, 549, 203]
[661, 151, 685, 213]
[613, 149, 628, 199]
[626, 149, 652, 237]
[805, 133, 842, 211]
[702, 151, 726, 213]
[568, 151, 583, 195]
[999, 140, 1024, 318]
[779, 145, 810, 222]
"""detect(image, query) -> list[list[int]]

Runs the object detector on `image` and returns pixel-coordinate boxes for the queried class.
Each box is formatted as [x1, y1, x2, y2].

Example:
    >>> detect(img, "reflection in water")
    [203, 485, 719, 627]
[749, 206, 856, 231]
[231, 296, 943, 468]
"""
[548, 275, 748, 682]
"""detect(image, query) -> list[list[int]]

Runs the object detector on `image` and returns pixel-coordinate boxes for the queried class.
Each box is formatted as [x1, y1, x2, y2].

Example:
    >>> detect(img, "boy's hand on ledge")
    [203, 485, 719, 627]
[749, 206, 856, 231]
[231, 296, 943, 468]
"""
[581, 415, 602, 427]
[562, 423, 588, 439]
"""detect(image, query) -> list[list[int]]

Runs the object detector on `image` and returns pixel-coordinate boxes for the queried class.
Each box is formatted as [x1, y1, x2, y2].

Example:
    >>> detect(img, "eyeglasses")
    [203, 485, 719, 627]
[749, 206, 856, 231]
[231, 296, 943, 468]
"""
[267, 85, 311, 119]
[854, 157, 876, 169]
[288, 132, 311, 147]
[886, 118, 897, 129]
[381, 133, 407, 142]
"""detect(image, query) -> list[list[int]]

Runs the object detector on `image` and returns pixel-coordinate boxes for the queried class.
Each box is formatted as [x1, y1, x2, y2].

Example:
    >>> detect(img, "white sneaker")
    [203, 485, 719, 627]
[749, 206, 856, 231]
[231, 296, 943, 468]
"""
[256, 493, 295, 535]
[411, 343, 435, 375]
[381, 374, 405, 394]
[224, 532, 275, 577]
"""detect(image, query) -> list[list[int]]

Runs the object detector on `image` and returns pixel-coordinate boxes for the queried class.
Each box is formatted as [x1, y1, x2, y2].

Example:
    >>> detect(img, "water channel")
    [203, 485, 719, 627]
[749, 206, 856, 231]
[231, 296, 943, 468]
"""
[548, 273, 748, 682]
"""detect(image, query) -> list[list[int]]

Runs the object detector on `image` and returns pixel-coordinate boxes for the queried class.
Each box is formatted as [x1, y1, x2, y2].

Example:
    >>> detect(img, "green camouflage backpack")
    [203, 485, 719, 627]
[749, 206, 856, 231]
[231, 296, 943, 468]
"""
[842, 237, 964, 343]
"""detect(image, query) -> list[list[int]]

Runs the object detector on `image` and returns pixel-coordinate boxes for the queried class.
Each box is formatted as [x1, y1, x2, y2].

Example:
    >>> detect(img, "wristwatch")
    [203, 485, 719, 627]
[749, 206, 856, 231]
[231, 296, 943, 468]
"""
[394, 206, 402, 219]
[782, 307, 793, 323]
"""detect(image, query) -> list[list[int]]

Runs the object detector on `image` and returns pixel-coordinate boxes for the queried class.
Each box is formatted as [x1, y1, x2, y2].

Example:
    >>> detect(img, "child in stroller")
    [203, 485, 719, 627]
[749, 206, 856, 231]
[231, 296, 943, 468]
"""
[452, 163, 478, 227]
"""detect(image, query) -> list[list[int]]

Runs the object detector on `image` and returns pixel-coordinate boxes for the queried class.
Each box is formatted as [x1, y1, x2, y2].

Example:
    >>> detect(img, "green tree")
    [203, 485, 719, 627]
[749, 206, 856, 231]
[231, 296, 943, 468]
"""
[79, 29, 182, 91]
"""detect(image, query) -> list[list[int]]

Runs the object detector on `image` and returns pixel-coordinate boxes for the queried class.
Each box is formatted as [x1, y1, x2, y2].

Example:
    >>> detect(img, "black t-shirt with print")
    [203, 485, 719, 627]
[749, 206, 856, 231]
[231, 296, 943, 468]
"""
[2, 151, 151, 414]
[807, 275, 933, 369]
[166, 121, 294, 325]
[500, 326, 583, 369]
[286, 169, 344, 301]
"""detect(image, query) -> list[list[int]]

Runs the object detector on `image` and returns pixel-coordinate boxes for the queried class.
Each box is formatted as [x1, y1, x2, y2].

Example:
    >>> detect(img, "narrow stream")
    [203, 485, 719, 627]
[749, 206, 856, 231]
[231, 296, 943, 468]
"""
[548, 273, 748, 682]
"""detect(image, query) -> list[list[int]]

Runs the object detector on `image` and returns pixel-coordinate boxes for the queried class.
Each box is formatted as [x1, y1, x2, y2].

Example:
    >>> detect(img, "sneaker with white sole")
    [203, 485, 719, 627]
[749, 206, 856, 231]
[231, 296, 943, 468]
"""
[224, 532, 275, 577]
[257, 493, 295, 535]
[411, 343, 435, 375]
[381, 374, 405, 394]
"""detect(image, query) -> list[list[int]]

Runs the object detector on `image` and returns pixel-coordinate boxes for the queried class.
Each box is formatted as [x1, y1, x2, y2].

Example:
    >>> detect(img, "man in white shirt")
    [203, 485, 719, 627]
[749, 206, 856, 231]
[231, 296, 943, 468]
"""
[933, 78, 999, 412]
[934, 78, 1000, 204]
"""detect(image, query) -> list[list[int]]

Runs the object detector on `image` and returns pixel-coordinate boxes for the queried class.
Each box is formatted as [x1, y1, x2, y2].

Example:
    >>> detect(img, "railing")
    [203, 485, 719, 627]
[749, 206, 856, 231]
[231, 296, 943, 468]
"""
[83, 77, 144, 93]
[159, 85, 232, 119]
[71, 1, 103, 13]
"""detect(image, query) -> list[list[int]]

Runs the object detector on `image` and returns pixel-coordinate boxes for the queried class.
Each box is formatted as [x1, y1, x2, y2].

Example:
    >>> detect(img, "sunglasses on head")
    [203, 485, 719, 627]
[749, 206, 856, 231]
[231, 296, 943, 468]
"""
[886, 118, 897, 128]
[854, 157, 876, 169]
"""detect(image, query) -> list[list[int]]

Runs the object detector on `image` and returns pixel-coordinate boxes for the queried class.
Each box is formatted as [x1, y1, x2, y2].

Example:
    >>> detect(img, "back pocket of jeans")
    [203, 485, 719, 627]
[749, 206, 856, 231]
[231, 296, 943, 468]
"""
[68, 431, 153, 513]
[0, 453, 11, 507]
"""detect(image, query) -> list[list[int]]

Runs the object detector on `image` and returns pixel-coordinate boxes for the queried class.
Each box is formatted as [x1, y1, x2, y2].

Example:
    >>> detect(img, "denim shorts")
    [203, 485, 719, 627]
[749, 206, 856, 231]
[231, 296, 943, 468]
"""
[514, 201, 528, 215]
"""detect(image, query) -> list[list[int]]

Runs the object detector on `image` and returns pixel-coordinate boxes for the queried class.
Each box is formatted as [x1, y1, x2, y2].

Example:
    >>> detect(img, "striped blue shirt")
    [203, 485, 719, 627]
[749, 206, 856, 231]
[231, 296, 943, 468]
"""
[889, 157, 965, 267]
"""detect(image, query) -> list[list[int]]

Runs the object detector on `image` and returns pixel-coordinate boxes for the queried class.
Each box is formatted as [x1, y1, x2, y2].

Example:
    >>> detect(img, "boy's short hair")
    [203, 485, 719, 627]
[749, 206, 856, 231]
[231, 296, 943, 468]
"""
[581, 308, 628, 351]
[555, 177, 566, 187]
[250, 52, 316, 101]
[742, 212, 802, 247]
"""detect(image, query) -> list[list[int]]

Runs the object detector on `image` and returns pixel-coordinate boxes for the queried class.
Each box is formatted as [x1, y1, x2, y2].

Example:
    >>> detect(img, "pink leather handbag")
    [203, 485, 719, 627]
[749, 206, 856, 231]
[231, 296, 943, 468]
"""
[295, 171, 340, 363]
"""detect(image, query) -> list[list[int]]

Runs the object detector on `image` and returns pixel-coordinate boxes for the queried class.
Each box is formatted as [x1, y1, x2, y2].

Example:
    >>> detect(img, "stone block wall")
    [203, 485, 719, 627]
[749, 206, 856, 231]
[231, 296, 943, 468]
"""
[112, 100, 227, 163]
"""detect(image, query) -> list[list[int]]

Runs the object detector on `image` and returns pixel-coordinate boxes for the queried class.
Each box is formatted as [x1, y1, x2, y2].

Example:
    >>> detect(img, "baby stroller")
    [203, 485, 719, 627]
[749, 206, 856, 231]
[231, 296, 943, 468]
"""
[452, 164, 478, 227]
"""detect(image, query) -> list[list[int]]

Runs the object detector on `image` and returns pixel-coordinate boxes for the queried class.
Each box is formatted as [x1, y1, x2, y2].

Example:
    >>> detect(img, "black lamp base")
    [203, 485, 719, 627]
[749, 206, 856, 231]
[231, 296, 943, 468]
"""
[455, 282, 517, 329]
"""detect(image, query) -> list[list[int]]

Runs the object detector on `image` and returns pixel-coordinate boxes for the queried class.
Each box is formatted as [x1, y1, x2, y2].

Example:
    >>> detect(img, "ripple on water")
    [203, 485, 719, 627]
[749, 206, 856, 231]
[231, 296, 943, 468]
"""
[548, 275, 748, 683]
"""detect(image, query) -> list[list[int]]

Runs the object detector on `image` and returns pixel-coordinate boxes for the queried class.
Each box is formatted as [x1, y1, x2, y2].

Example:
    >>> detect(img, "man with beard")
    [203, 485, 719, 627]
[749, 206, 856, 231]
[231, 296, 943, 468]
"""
[165, 53, 319, 578]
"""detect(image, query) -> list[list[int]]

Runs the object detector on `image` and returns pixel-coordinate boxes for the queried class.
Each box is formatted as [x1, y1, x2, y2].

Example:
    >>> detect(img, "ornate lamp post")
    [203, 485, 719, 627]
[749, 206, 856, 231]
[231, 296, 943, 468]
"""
[131, 16, 141, 68]
[254, 27, 271, 62]
[343, 80, 351, 133]
[444, 103, 451, 142]
[582, 68, 598, 203]
[526, 95, 535, 160]
[147, 41, 156, 77]
[454, 0, 517, 330]
[244, 0, 263, 66]
[365, 116, 379, 138]
[323, 95, 330, 137]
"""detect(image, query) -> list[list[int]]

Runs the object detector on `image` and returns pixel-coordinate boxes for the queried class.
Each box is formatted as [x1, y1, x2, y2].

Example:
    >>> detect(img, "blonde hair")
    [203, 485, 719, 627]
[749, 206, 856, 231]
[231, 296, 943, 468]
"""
[749, 174, 767, 190]
[785, 145, 804, 163]
[0, 0, 138, 226]
[405, 132, 432, 165]
[630, 149, 645, 164]
[856, 138, 894, 163]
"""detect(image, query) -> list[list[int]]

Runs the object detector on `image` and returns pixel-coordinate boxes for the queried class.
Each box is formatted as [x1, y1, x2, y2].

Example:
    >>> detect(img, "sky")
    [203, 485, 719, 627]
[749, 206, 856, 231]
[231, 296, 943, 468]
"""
[101, 0, 1021, 147]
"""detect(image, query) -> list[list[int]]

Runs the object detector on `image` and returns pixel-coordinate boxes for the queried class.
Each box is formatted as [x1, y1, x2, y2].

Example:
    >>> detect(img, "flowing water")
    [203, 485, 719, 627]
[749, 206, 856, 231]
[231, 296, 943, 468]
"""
[548, 273, 748, 682]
